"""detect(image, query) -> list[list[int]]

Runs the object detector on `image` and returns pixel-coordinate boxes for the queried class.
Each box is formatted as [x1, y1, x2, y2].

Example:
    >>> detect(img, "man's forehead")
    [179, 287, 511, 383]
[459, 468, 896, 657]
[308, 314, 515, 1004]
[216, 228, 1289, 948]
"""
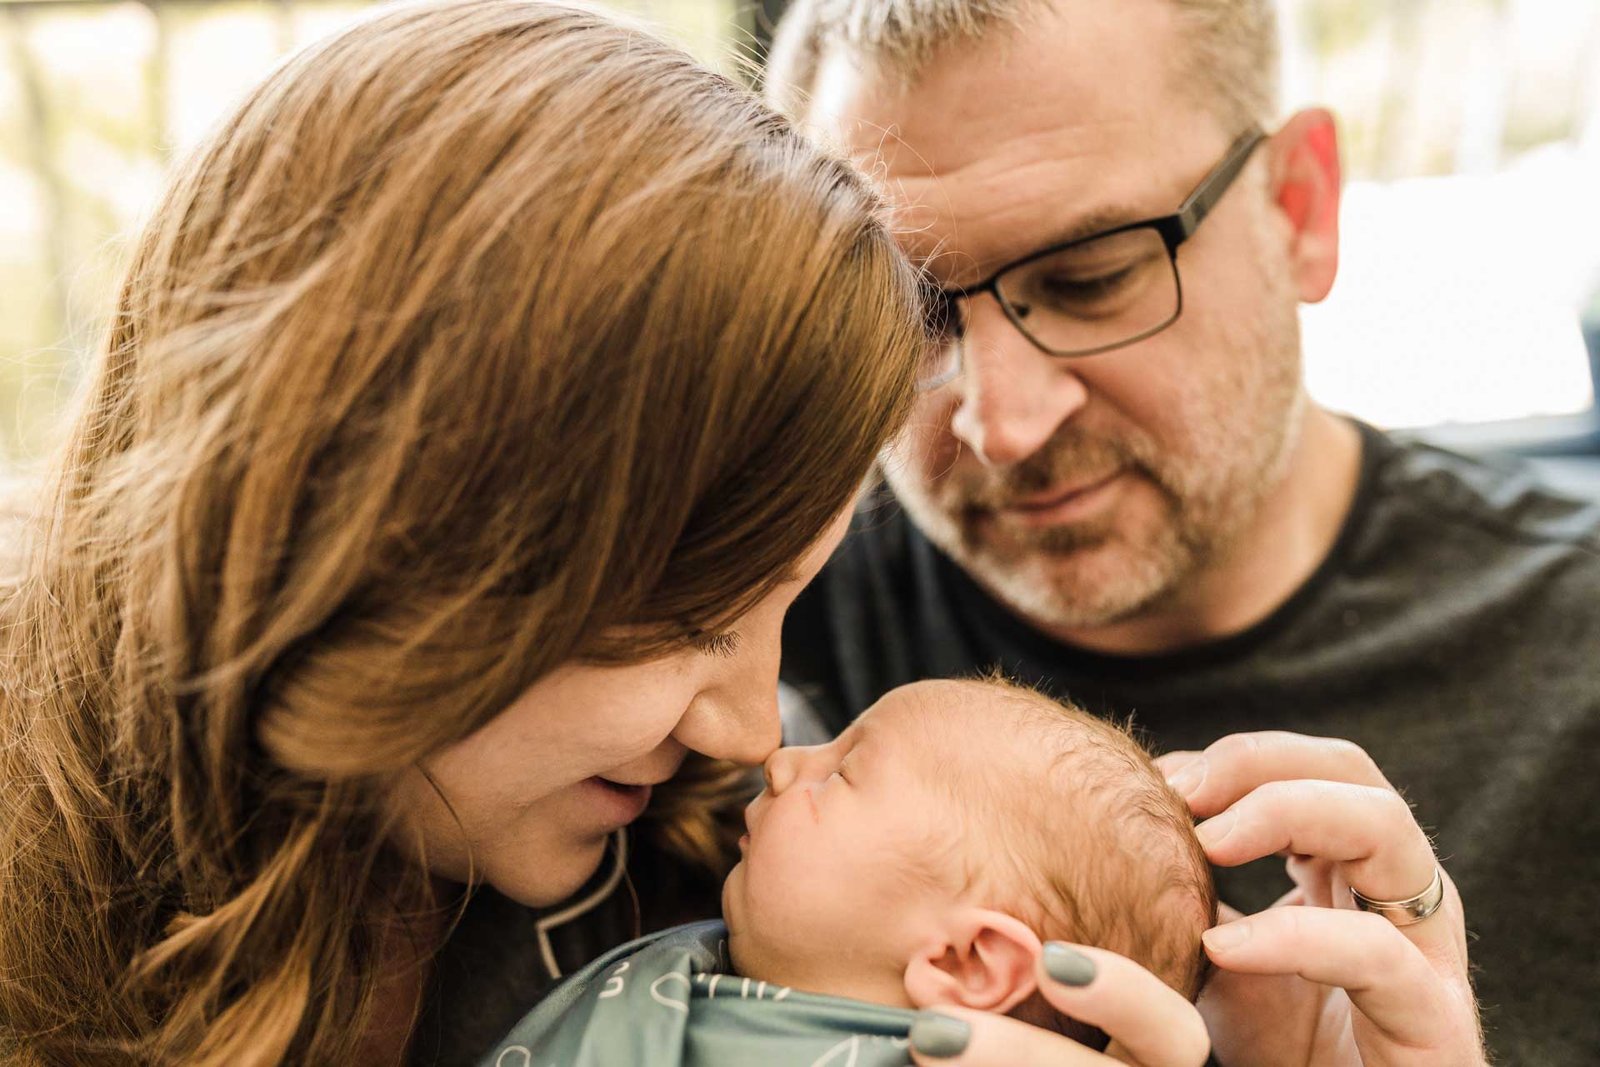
[806, 0, 1214, 276]
[872, 141, 1161, 278]
[810, 36, 1162, 180]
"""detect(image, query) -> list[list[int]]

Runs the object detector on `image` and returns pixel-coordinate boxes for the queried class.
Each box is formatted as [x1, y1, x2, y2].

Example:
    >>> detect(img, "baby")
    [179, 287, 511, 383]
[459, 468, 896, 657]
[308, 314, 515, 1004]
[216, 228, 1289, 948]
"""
[481, 678, 1215, 1066]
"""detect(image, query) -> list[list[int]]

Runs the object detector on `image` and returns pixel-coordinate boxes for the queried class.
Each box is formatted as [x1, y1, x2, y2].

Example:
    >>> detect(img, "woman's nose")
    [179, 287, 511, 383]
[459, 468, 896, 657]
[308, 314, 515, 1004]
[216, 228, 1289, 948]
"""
[673, 689, 782, 768]
[673, 621, 791, 767]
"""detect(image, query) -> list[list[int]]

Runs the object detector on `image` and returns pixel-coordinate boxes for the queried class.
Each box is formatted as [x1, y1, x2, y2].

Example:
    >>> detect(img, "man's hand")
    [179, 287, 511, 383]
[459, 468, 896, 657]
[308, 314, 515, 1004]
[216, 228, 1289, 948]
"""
[1158, 732, 1486, 1067]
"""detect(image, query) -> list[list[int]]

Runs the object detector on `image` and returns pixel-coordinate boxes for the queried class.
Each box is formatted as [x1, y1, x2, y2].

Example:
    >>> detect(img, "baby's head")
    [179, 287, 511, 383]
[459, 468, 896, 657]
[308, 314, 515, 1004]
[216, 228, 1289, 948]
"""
[722, 678, 1215, 1041]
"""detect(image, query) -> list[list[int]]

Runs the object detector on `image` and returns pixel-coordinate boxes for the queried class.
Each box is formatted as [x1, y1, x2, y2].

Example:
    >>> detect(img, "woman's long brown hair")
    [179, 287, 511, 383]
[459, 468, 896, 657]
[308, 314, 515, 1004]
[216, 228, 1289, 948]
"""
[0, 3, 922, 1061]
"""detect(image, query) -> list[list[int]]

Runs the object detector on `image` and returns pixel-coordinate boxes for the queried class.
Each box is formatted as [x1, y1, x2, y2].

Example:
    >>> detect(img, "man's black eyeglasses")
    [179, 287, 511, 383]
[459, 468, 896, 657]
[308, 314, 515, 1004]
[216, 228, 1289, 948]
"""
[916, 127, 1267, 390]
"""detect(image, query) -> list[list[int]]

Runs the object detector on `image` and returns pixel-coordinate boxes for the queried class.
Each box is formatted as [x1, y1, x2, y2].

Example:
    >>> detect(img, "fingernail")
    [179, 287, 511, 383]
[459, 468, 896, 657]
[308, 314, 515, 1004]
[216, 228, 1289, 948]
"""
[1042, 942, 1097, 986]
[1166, 757, 1207, 798]
[1202, 921, 1252, 952]
[1195, 808, 1236, 848]
[908, 1011, 971, 1058]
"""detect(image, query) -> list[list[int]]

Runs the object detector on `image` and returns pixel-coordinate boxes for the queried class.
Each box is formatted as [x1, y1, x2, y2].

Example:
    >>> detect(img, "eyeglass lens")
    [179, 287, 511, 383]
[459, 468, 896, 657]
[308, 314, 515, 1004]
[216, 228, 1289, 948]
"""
[993, 226, 1179, 355]
[914, 225, 1181, 388]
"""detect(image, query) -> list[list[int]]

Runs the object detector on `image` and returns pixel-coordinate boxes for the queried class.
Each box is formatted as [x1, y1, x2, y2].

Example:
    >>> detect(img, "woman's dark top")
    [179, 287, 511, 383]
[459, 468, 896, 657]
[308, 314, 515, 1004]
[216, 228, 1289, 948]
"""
[408, 833, 723, 1067]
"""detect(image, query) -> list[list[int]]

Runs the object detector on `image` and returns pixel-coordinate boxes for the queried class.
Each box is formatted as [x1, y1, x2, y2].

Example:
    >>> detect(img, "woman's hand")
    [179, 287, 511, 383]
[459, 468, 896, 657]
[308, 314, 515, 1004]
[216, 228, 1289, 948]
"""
[1157, 732, 1486, 1067]
[906, 943, 1211, 1066]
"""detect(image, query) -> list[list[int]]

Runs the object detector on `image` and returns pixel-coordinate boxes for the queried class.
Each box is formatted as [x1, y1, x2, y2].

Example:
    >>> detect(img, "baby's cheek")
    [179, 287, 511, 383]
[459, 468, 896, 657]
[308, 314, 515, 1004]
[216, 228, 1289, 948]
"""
[803, 784, 824, 823]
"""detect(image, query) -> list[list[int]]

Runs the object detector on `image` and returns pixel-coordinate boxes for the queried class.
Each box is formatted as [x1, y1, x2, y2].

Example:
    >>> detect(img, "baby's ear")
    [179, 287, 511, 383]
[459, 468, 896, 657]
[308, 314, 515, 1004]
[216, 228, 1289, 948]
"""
[902, 907, 1042, 1015]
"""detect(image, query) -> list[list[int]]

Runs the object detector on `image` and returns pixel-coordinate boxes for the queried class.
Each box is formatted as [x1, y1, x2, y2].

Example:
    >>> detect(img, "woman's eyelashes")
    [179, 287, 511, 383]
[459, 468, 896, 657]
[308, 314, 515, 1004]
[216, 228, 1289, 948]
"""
[688, 629, 743, 658]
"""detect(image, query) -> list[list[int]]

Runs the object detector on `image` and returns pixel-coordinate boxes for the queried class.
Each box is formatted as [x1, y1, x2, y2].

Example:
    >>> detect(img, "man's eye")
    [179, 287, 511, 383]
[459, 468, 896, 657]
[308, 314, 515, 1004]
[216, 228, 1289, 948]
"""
[1042, 266, 1135, 299]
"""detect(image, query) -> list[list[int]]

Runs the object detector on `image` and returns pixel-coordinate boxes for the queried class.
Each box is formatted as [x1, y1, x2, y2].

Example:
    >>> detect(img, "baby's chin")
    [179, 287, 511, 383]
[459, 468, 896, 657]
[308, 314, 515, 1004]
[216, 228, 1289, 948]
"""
[719, 862, 761, 977]
[720, 911, 755, 979]
[719, 861, 743, 922]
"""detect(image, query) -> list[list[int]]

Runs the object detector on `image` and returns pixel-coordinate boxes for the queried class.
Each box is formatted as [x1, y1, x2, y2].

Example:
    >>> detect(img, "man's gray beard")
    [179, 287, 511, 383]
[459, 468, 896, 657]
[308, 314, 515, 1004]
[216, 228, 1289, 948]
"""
[964, 478, 1217, 629]
[888, 448, 1228, 631]
[884, 360, 1304, 633]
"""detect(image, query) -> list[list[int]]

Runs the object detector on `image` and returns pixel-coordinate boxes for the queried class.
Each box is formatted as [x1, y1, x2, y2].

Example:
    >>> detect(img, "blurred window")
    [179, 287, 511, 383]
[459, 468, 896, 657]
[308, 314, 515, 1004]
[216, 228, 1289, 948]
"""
[0, 0, 747, 462]
[1282, 0, 1600, 430]
[1, 0, 1597, 464]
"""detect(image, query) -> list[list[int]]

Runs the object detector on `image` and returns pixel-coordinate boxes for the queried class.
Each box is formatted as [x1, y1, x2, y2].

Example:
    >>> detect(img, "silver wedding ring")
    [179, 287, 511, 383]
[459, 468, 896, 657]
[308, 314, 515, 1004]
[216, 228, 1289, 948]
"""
[1349, 866, 1445, 926]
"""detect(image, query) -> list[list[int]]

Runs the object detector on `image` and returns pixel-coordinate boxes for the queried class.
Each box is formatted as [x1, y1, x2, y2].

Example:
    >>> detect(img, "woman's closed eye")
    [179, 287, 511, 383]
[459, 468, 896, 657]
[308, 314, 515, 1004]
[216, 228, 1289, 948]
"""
[688, 629, 742, 658]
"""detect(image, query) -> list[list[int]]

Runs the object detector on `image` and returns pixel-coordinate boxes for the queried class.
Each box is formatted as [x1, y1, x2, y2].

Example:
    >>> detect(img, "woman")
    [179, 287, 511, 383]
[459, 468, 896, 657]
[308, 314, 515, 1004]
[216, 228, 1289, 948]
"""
[0, 3, 1474, 1066]
[0, 2, 918, 1061]
[0, 1, 1121, 1061]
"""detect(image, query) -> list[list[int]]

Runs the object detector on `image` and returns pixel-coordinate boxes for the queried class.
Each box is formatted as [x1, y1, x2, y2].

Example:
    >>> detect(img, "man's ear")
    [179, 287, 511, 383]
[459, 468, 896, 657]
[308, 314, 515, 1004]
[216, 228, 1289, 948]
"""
[1268, 107, 1342, 304]
[902, 907, 1042, 1015]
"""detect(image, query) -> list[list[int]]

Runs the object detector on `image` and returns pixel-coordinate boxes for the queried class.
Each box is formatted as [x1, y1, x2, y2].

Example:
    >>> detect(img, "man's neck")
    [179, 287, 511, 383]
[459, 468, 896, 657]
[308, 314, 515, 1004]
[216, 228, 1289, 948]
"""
[1044, 405, 1364, 657]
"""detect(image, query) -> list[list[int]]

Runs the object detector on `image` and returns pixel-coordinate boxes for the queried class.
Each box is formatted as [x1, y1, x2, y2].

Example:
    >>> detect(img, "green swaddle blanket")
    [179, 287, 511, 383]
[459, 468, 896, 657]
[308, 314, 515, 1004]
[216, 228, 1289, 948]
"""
[477, 921, 918, 1066]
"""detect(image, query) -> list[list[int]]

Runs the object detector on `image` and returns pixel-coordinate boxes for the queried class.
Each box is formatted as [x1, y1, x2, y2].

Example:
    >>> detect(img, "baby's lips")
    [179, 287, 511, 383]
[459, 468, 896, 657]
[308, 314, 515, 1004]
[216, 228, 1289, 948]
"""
[741, 792, 767, 835]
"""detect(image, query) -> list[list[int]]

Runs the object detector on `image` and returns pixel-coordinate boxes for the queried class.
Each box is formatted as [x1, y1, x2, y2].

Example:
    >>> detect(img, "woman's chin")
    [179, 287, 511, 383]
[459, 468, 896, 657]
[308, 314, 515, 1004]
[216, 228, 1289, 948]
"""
[480, 837, 612, 908]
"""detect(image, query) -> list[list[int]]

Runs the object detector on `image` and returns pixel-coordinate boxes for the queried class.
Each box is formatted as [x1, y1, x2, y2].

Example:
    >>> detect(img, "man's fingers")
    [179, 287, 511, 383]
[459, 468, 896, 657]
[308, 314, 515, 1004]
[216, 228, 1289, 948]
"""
[1284, 853, 1339, 907]
[1217, 900, 1249, 922]
[1163, 731, 1393, 817]
[1174, 733, 1482, 1063]
[1194, 779, 1468, 965]
[1201, 907, 1479, 1054]
[1152, 750, 1201, 779]
[1195, 779, 1435, 901]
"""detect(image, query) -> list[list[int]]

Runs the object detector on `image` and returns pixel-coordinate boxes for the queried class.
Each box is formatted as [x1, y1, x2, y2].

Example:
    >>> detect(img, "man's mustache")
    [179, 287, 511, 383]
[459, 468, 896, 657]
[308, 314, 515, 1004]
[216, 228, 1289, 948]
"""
[955, 432, 1157, 511]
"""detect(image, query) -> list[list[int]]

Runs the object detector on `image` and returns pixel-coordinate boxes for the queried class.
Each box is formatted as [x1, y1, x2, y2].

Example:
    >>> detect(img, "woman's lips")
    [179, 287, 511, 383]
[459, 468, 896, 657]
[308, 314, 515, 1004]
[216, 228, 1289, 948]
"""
[583, 776, 653, 826]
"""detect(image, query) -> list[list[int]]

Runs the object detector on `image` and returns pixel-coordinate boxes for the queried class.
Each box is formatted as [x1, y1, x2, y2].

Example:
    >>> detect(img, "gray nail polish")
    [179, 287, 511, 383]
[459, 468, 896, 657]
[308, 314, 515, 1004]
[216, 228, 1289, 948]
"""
[909, 1011, 971, 1059]
[1043, 942, 1097, 986]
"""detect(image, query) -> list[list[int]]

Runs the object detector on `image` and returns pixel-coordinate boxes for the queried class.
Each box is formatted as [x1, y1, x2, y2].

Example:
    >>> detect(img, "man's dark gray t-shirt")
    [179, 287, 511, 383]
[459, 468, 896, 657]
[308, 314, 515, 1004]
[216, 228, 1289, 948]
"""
[780, 422, 1600, 1065]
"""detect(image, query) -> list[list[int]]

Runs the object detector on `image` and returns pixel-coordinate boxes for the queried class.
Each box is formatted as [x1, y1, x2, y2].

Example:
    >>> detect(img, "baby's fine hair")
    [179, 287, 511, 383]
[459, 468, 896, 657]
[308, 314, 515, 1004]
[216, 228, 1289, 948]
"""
[945, 675, 1217, 1045]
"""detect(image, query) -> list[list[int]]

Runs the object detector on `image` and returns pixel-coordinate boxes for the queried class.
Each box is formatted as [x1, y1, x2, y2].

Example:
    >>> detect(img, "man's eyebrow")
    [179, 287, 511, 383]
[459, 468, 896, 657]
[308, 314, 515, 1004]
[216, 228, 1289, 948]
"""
[1038, 206, 1151, 249]
[925, 204, 1151, 285]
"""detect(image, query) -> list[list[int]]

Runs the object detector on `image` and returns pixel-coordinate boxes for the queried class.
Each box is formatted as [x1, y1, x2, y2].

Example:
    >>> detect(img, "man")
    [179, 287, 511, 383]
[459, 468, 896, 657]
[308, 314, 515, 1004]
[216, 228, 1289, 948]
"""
[768, 0, 1600, 1063]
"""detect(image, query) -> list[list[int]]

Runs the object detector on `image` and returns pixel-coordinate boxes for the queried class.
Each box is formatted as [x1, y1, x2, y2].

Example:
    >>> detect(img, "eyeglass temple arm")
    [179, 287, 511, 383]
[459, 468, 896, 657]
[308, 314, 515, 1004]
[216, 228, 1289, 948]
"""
[1172, 127, 1267, 241]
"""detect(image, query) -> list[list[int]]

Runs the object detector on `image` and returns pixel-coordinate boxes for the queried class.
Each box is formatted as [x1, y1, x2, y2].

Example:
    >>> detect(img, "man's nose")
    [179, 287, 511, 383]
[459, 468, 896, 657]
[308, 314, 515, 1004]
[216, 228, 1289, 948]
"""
[950, 294, 1089, 468]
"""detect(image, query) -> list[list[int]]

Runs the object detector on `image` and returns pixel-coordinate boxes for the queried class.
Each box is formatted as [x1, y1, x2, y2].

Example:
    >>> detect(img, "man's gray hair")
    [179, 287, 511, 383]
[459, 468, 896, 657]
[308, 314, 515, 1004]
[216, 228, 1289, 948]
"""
[764, 0, 1280, 133]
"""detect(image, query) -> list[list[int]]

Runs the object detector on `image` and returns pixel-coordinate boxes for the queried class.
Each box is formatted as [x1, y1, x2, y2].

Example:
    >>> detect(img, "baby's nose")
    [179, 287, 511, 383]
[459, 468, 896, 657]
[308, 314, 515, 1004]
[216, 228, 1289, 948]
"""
[762, 746, 801, 795]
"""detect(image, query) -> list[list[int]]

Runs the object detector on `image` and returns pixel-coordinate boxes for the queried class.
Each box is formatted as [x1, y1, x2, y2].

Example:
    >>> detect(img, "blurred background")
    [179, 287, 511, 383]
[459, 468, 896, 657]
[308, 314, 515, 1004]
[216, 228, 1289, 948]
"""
[2, 0, 1599, 475]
